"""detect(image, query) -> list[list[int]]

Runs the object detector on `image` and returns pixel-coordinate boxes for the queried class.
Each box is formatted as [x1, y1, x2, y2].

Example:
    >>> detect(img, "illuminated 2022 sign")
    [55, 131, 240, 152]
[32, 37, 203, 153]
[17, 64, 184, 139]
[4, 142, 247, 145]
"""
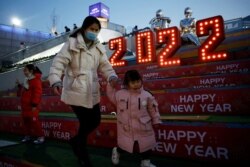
[109, 15, 227, 67]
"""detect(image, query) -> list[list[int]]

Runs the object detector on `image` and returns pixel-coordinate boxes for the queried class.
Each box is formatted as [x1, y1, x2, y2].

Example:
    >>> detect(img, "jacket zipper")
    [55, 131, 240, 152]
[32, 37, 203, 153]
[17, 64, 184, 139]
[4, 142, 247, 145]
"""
[138, 98, 141, 110]
[126, 98, 128, 109]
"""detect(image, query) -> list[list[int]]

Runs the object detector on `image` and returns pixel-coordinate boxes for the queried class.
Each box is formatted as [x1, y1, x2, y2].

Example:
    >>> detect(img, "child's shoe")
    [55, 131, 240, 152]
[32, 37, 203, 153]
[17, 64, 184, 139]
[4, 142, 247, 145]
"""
[33, 137, 45, 144]
[141, 159, 156, 167]
[111, 147, 120, 165]
[21, 136, 31, 142]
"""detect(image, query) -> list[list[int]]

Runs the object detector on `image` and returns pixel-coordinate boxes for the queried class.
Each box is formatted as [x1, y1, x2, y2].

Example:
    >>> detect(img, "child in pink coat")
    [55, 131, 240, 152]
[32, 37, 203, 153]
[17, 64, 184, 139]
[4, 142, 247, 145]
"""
[106, 70, 161, 167]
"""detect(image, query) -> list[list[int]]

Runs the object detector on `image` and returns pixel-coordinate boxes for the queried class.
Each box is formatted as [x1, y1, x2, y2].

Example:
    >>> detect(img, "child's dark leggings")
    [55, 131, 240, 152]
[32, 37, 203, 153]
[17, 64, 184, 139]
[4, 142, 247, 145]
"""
[70, 104, 101, 164]
[23, 116, 43, 137]
[117, 141, 152, 160]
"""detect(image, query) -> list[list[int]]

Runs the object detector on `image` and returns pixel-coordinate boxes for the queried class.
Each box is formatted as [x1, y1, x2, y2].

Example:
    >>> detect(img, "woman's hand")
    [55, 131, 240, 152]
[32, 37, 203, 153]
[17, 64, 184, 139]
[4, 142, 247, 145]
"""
[53, 86, 62, 96]
[109, 76, 118, 88]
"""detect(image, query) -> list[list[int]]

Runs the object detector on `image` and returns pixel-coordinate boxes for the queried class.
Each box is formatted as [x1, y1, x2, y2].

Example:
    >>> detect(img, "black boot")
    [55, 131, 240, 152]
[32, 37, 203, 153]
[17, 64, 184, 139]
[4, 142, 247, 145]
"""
[69, 137, 93, 167]
[78, 147, 92, 167]
[78, 159, 93, 167]
[69, 136, 79, 156]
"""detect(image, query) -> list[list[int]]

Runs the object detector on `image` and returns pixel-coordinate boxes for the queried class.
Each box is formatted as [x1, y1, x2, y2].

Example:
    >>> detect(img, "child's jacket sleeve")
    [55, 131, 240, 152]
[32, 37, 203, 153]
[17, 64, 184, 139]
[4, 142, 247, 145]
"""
[147, 96, 162, 125]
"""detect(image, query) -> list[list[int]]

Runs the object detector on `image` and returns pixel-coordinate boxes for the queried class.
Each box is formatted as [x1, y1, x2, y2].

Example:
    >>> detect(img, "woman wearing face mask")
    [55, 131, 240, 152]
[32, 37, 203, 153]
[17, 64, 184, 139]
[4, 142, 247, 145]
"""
[48, 16, 118, 167]
[17, 64, 44, 144]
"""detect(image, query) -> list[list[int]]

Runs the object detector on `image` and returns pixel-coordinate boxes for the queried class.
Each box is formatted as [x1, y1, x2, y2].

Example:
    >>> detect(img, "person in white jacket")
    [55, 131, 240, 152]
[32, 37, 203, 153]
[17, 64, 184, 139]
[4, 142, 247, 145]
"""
[48, 16, 117, 167]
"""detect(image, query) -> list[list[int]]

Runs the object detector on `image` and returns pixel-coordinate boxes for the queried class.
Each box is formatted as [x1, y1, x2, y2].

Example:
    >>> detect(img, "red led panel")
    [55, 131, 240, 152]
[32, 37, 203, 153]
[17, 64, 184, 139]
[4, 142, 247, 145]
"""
[135, 30, 156, 64]
[109, 37, 127, 67]
[196, 15, 227, 62]
[156, 27, 181, 67]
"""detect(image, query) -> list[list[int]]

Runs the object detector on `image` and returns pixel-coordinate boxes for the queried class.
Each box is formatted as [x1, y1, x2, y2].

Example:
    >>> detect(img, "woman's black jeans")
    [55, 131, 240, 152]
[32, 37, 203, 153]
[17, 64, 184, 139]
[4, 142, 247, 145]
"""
[70, 103, 101, 166]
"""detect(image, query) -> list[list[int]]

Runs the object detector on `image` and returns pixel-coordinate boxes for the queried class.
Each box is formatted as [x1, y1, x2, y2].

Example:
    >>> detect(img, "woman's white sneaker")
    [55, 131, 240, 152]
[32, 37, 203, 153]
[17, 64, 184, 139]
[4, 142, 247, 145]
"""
[33, 137, 45, 144]
[111, 147, 120, 165]
[21, 136, 31, 142]
[141, 160, 156, 167]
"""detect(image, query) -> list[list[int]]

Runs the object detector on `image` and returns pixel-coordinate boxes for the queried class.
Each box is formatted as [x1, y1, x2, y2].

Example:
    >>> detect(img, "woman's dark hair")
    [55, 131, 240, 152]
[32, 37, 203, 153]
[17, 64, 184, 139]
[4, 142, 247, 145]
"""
[70, 16, 101, 37]
[123, 70, 142, 87]
[25, 64, 42, 74]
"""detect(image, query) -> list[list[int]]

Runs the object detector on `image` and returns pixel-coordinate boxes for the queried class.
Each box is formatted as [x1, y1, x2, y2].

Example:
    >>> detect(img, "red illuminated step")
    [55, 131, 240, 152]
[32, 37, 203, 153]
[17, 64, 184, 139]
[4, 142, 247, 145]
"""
[0, 97, 20, 111]
[100, 73, 250, 92]
[1, 86, 250, 114]
[113, 58, 250, 78]
[42, 88, 54, 96]
[100, 87, 250, 115]
[143, 73, 250, 90]
[0, 156, 35, 167]
[153, 123, 250, 163]
[0, 115, 249, 163]
[40, 96, 72, 112]
[0, 96, 72, 112]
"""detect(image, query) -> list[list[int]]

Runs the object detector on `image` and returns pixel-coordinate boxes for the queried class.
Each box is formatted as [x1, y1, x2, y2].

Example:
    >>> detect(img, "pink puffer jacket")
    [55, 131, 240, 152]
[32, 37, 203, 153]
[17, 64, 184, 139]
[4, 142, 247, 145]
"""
[106, 84, 161, 153]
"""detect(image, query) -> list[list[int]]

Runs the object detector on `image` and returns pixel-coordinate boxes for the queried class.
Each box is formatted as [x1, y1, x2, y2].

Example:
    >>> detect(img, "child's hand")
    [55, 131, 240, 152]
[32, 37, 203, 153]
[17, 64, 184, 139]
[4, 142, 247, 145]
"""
[53, 86, 62, 96]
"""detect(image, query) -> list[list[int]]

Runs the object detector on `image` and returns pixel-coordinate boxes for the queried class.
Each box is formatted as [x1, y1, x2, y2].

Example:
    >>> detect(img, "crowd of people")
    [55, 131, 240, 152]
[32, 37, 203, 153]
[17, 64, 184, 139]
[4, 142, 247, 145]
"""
[53, 23, 78, 36]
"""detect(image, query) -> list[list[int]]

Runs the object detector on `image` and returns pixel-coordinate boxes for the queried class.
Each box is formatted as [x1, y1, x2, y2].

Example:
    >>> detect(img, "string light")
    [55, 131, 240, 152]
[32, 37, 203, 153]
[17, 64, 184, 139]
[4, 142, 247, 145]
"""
[135, 30, 156, 64]
[196, 15, 227, 62]
[109, 37, 127, 66]
[156, 27, 181, 67]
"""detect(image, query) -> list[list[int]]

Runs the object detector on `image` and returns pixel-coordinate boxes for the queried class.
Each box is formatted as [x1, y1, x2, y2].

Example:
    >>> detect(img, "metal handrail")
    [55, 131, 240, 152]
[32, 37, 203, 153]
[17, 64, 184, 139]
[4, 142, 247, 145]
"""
[0, 32, 70, 65]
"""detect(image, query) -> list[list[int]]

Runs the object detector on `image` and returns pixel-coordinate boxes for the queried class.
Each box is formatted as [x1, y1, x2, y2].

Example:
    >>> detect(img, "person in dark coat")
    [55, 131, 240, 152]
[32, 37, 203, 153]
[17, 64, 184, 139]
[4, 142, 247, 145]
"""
[73, 23, 78, 30]
[65, 26, 71, 32]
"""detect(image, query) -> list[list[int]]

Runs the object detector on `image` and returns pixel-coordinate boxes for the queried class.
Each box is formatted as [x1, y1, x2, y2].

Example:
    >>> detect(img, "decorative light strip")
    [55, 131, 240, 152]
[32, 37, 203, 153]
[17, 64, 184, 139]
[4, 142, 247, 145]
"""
[156, 27, 181, 67]
[109, 37, 127, 66]
[196, 15, 227, 62]
[135, 30, 156, 64]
